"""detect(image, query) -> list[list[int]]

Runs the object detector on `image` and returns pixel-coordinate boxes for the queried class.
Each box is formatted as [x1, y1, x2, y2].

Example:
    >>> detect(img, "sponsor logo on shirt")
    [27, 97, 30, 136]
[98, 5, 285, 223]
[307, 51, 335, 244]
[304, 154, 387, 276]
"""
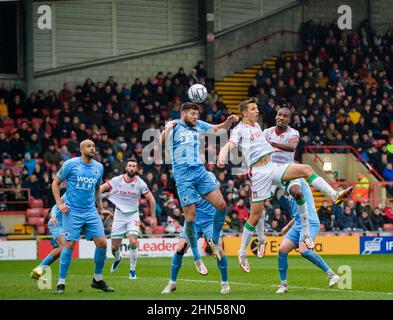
[75, 176, 97, 190]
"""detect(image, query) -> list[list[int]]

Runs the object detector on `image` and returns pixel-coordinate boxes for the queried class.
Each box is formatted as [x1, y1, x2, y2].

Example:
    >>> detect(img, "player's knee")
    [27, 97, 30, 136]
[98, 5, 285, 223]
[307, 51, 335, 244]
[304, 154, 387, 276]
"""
[176, 242, 188, 256]
[292, 191, 304, 201]
[129, 238, 138, 247]
[65, 241, 76, 249]
[302, 164, 314, 176]
[217, 200, 227, 211]
[96, 238, 107, 248]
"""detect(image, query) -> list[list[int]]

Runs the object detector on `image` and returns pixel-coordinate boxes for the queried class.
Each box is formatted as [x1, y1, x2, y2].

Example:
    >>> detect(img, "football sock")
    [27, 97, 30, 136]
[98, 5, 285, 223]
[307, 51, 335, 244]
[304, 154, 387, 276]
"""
[278, 251, 288, 283]
[307, 173, 337, 199]
[57, 278, 66, 285]
[187, 223, 201, 261]
[112, 248, 121, 261]
[301, 250, 330, 272]
[213, 208, 227, 245]
[185, 220, 197, 252]
[129, 245, 138, 271]
[240, 221, 256, 253]
[256, 217, 265, 242]
[296, 198, 310, 236]
[170, 252, 184, 282]
[39, 254, 55, 268]
[216, 255, 228, 282]
[94, 247, 107, 276]
[94, 273, 103, 281]
[59, 247, 73, 280]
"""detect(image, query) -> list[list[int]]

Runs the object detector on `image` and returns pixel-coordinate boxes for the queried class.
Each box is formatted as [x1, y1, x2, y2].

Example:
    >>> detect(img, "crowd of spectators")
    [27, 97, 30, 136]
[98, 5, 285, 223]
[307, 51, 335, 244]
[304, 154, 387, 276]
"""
[1, 19, 393, 235]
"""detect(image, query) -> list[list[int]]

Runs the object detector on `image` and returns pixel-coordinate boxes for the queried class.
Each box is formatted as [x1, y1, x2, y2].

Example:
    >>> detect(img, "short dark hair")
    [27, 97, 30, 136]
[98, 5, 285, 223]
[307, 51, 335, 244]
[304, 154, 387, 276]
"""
[238, 98, 257, 116]
[180, 102, 199, 113]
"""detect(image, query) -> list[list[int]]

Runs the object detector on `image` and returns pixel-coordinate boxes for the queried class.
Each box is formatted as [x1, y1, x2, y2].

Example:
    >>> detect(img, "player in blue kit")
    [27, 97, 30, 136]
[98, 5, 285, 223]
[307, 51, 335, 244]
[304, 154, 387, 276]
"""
[161, 172, 230, 295]
[160, 102, 238, 261]
[30, 194, 67, 280]
[276, 179, 341, 293]
[52, 139, 114, 294]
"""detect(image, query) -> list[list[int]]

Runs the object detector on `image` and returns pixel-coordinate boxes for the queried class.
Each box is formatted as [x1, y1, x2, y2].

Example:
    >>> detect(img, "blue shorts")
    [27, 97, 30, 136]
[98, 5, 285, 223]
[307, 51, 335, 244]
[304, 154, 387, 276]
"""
[62, 209, 105, 241]
[48, 221, 64, 241]
[285, 223, 320, 246]
[174, 166, 218, 206]
[179, 218, 223, 241]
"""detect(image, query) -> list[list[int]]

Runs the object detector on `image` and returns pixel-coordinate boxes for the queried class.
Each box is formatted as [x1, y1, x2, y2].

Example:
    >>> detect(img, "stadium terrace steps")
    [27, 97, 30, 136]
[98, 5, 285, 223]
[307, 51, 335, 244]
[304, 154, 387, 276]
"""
[215, 57, 280, 116]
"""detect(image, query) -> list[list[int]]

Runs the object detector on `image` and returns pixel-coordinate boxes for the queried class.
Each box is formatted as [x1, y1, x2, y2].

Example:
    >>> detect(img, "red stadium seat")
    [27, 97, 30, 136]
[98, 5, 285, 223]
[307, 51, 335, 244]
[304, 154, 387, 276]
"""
[60, 138, 69, 146]
[143, 207, 151, 216]
[41, 208, 51, 218]
[144, 226, 153, 234]
[26, 208, 43, 217]
[153, 226, 166, 234]
[319, 224, 326, 232]
[383, 224, 393, 231]
[52, 109, 62, 116]
[32, 118, 43, 125]
[3, 118, 14, 126]
[27, 217, 45, 225]
[29, 198, 44, 208]
[14, 108, 23, 116]
[16, 118, 29, 126]
[3, 158, 14, 167]
[36, 226, 46, 235]
[41, 108, 51, 116]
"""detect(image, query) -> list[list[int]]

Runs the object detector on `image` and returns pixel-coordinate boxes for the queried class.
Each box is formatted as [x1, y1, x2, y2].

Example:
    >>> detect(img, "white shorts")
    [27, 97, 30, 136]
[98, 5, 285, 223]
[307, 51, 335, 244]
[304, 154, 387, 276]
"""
[111, 208, 140, 239]
[248, 162, 301, 202]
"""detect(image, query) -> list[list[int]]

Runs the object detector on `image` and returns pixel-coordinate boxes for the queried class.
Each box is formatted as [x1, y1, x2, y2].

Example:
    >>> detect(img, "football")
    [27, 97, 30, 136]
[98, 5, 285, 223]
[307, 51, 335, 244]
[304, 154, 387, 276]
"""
[187, 83, 208, 103]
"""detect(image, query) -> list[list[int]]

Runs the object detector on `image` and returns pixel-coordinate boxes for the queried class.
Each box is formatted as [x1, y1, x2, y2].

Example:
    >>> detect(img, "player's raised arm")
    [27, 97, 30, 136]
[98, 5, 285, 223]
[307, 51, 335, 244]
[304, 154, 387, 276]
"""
[211, 114, 239, 133]
[217, 141, 236, 168]
[144, 191, 157, 227]
[159, 120, 177, 144]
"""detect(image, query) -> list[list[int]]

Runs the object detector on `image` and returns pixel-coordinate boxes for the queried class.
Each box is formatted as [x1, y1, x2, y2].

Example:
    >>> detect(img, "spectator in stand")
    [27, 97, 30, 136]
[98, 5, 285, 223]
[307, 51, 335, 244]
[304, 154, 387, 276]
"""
[324, 214, 341, 231]
[318, 200, 332, 225]
[370, 207, 384, 231]
[269, 207, 287, 230]
[384, 200, 393, 224]
[358, 210, 375, 231]
[341, 206, 358, 231]
[9, 132, 25, 161]
[58, 82, 72, 104]
[232, 199, 248, 223]
[25, 133, 43, 158]
[43, 143, 62, 166]
[23, 152, 36, 175]
[22, 174, 41, 199]
[382, 163, 393, 196]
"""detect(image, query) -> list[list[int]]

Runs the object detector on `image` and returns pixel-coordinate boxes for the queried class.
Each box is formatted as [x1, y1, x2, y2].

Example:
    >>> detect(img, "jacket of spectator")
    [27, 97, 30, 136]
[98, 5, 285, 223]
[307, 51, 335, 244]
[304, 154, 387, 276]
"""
[358, 211, 375, 231]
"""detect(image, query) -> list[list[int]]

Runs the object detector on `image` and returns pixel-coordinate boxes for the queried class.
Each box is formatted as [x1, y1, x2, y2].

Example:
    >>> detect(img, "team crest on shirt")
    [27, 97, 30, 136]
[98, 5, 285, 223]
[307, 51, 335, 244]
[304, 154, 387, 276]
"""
[94, 170, 99, 175]
[183, 196, 188, 203]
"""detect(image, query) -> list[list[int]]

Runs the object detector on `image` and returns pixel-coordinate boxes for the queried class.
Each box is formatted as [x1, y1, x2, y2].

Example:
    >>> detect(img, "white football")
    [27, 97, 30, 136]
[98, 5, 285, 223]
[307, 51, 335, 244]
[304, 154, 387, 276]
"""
[187, 84, 208, 103]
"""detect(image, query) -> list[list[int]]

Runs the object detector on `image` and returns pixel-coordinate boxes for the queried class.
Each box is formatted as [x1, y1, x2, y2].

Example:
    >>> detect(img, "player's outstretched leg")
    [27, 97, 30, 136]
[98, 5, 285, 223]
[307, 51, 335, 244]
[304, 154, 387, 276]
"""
[111, 238, 122, 273]
[55, 241, 75, 294]
[162, 238, 188, 294]
[91, 237, 114, 292]
[186, 222, 207, 274]
[31, 238, 64, 280]
[299, 244, 340, 288]
[276, 239, 296, 294]
[216, 238, 229, 294]
[283, 165, 353, 205]
[129, 234, 138, 279]
[256, 217, 267, 258]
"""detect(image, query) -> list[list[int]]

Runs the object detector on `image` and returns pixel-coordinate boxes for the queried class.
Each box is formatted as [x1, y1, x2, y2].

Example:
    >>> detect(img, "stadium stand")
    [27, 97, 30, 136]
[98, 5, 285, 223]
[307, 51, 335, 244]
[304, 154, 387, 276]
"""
[0, 19, 393, 237]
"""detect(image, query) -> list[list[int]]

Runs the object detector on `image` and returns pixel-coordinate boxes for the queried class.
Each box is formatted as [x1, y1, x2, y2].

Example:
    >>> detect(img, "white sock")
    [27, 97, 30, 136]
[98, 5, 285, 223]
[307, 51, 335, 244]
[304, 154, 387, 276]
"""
[310, 176, 337, 199]
[112, 249, 120, 261]
[221, 281, 229, 286]
[256, 217, 265, 242]
[281, 280, 288, 286]
[326, 269, 335, 276]
[58, 278, 66, 285]
[94, 273, 102, 281]
[130, 249, 137, 271]
[240, 221, 256, 252]
[296, 199, 310, 236]
[170, 280, 177, 286]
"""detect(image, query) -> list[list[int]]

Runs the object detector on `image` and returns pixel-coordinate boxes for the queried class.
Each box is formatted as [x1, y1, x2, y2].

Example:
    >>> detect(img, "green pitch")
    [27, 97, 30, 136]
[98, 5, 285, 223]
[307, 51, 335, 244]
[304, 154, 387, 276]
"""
[1, 255, 392, 300]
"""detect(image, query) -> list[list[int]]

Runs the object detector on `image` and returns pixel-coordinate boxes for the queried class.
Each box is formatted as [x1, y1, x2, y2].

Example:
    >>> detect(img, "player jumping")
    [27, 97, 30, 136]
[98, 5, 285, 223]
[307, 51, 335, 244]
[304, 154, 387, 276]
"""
[276, 179, 341, 293]
[217, 99, 352, 272]
[160, 102, 239, 261]
[52, 139, 114, 294]
[161, 172, 229, 295]
[99, 159, 157, 279]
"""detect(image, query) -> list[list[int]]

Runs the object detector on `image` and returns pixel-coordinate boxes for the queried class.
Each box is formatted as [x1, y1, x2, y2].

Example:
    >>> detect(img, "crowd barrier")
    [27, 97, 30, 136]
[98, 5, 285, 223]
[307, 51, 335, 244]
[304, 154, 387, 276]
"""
[1, 235, 392, 260]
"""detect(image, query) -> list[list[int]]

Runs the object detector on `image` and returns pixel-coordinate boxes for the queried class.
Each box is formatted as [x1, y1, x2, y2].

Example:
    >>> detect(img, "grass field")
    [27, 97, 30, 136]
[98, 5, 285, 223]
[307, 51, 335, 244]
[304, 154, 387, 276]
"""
[0, 255, 392, 300]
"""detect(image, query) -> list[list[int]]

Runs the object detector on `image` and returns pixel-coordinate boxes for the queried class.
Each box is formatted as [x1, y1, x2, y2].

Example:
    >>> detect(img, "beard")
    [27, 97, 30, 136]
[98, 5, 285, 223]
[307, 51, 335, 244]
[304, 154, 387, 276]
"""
[184, 118, 195, 127]
[86, 152, 95, 159]
[126, 171, 136, 178]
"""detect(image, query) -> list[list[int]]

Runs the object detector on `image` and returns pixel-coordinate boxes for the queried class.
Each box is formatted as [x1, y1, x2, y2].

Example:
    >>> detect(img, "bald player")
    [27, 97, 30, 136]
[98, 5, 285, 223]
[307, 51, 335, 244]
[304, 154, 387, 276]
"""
[52, 139, 114, 294]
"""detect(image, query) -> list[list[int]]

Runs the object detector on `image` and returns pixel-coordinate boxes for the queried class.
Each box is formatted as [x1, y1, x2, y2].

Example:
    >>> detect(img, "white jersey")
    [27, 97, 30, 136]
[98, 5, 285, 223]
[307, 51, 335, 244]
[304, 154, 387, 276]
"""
[263, 126, 299, 164]
[107, 175, 150, 214]
[229, 121, 275, 168]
